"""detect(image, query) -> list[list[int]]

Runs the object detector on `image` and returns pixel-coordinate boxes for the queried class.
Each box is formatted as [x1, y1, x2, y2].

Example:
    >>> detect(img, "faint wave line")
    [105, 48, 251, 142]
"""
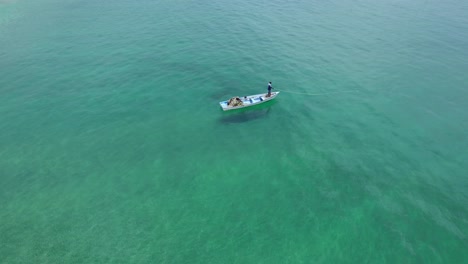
[278, 89, 359, 96]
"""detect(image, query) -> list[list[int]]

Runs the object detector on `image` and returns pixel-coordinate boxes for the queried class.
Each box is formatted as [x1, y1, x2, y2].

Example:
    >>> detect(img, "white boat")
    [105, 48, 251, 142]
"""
[219, 92, 280, 111]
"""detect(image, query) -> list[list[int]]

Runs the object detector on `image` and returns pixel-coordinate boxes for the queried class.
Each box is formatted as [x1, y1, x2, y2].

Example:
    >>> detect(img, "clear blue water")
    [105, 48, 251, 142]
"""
[1, 0, 467, 263]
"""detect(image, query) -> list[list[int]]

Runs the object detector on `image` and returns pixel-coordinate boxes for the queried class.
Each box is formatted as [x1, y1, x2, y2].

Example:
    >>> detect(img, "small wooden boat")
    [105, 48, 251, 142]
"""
[219, 92, 280, 111]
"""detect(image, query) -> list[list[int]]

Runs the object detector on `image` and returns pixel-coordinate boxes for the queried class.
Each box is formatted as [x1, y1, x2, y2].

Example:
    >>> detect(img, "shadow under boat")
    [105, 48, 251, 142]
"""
[218, 100, 277, 124]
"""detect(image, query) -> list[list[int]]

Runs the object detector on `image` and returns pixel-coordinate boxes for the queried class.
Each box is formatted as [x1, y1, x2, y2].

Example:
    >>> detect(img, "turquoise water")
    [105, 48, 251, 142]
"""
[1, 0, 467, 263]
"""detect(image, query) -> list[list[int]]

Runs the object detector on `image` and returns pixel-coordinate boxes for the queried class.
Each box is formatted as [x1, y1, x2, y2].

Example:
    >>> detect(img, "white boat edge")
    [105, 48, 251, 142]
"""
[219, 92, 280, 111]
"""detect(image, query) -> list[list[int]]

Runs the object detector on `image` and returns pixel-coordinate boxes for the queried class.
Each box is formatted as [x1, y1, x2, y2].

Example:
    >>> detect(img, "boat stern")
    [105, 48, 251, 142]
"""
[219, 101, 229, 111]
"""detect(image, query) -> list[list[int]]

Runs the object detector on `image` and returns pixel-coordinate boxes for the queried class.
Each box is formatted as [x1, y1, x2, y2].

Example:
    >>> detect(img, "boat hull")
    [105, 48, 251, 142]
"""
[219, 92, 279, 111]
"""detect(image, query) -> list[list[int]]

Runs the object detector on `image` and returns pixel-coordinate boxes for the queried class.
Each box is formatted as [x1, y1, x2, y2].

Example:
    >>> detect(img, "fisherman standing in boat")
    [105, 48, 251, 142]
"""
[267, 81, 273, 97]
